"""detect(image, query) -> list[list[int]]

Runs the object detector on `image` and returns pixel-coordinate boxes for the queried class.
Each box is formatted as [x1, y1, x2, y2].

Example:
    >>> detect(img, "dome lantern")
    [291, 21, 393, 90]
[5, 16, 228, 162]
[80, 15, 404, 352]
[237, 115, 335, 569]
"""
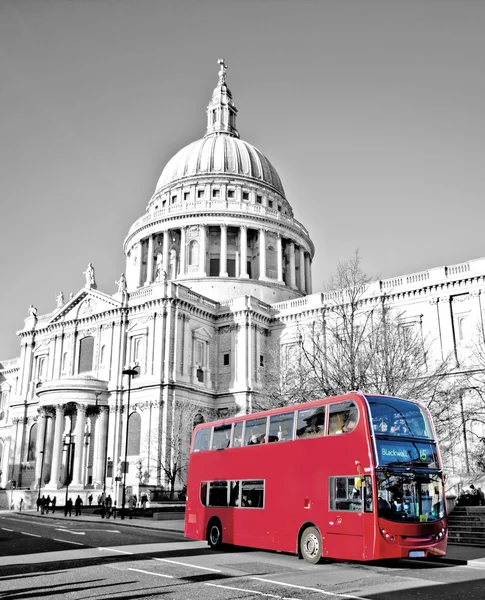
[205, 58, 239, 139]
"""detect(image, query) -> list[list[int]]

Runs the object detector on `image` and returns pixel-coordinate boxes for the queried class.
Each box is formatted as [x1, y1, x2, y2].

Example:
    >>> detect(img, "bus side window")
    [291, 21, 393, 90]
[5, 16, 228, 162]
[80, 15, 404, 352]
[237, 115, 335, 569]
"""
[244, 417, 267, 446]
[208, 481, 228, 507]
[211, 424, 231, 450]
[296, 406, 326, 439]
[241, 480, 265, 508]
[193, 428, 210, 452]
[229, 481, 240, 506]
[232, 421, 243, 448]
[328, 401, 358, 435]
[329, 476, 366, 511]
[268, 412, 295, 443]
[200, 482, 208, 506]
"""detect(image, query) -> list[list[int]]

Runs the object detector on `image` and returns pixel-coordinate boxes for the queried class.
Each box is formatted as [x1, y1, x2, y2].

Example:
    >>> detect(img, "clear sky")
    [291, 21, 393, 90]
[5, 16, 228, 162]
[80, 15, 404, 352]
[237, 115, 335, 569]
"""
[1, 0, 484, 361]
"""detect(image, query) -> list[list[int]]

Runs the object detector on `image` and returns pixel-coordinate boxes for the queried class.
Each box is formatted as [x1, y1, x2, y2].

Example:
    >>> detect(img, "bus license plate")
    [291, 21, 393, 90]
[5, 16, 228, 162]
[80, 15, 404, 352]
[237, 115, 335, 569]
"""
[409, 550, 426, 558]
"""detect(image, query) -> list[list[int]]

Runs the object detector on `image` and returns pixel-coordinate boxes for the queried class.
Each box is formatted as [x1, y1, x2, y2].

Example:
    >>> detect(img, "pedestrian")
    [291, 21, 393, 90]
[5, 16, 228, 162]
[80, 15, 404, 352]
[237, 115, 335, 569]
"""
[65, 497, 73, 517]
[141, 493, 148, 511]
[46, 495, 51, 513]
[74, 495, 83, 516]
[19, 498, 24, 512]
[105, 495, 112, 519]
[100, 499, 106, 519]
[97, 493, 103, 506]
[129, 494, 136, 519]
[51, 496, 57, 513]
[36, 496, 41, 512]
[40, 495, 47, 514]
[88, 494, 93, 506]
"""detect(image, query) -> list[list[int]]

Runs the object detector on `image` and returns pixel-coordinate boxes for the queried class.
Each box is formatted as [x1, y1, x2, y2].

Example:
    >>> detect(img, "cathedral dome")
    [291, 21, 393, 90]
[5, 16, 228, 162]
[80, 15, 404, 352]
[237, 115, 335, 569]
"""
[155, 135, 285, 197]
[124, 59, 314, 305]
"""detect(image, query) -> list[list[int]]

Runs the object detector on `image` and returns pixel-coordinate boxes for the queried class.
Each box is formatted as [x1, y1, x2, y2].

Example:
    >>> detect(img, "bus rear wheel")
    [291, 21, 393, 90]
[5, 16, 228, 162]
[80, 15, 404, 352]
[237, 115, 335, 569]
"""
[207, 518, 223, 550]
[300, 526, 322, 564]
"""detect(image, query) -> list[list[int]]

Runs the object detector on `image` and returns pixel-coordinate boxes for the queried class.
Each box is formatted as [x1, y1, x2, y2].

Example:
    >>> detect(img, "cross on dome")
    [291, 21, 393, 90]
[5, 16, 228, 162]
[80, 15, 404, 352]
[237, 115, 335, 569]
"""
[217, 58, 227, 85]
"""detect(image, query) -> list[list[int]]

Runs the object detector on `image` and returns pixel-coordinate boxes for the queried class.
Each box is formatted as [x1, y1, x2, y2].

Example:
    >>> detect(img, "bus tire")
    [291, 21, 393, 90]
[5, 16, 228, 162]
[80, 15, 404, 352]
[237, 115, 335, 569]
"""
[207, 518, 223, 550]
[300, 526, 322, 564]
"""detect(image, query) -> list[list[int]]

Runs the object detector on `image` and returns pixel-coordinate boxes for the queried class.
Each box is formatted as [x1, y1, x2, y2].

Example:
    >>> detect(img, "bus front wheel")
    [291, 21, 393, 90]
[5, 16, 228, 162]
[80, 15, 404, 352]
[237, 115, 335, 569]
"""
[300, 526, 322, 564]
[207, 519, 223, 550]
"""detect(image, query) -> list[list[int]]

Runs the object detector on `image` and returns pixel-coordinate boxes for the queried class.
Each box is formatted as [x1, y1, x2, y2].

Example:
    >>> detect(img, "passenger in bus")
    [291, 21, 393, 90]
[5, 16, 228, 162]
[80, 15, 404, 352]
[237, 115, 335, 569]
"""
[390, 417, 408, 435]
[342, 410, 358, 433]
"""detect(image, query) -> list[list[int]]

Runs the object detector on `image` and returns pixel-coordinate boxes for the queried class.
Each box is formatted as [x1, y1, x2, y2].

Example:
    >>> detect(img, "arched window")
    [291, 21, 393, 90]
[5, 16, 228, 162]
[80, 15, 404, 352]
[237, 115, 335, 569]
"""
[78, 336, 94, 373]
[127, 412, 141, 456]
[188, 240, 199, 267]
[28, 423, 38, 461]
[100, 345, 106, 367]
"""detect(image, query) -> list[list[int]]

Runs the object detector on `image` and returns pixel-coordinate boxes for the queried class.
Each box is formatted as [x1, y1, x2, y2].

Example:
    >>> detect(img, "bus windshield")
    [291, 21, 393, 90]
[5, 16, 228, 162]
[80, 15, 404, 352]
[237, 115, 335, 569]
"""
[376, 471, 445, 523]
[365, 395, 432, 439]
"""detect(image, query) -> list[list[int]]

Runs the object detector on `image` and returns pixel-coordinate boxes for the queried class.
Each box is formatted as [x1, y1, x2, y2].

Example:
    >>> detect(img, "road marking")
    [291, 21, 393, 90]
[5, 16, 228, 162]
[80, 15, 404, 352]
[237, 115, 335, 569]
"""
[251, 577, 371, 600]
[129, 568, 174, 578]
[54, 529, 85, 535]
[98, 547, 133, 554]
[21, 532, 41, 538]
[206, 583, 291, 598]
[465, 563, 485, 571]
[1, 528, 13, 532]
[153, 557, 222, 572]
[53, 538, 85, 546]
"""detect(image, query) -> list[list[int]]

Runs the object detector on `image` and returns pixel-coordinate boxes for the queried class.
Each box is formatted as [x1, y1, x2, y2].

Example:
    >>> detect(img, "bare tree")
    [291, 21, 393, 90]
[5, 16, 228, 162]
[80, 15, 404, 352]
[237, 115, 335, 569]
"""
[146, 400, 205, 500]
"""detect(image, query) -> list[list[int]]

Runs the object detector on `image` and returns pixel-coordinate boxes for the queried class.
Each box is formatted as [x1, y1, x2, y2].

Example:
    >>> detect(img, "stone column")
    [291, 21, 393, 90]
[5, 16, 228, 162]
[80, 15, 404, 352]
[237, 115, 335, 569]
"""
[240, 225, 248, 278]
[220, 224, 228, 277]
[179, 226, 187, 277]
[34, 408, 48, 489]
[299, 246, 306, 293]
[289, 241, 296, 288]
[199, 224, 207, 276]
[93, 406, 109, 488]
[305, 253, 312, 294]
[146, 235, 154, 284]
[277, 234, 283, 282]
[48, 404, 65, 488]
[44, 413, 54, 483]
[259, 228, 267, 280]
[71, 404, 87, 487]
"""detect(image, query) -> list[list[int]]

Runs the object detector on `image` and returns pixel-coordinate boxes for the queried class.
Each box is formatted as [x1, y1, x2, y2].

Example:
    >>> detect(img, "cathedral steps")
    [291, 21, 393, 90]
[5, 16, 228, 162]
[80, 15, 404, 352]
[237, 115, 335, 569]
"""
[447, 506, 485, 547]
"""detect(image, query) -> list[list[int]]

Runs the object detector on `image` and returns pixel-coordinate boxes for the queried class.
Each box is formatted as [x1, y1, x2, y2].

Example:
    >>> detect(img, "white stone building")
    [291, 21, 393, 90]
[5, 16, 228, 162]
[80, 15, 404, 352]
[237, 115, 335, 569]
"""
[0, 61, 484, 506]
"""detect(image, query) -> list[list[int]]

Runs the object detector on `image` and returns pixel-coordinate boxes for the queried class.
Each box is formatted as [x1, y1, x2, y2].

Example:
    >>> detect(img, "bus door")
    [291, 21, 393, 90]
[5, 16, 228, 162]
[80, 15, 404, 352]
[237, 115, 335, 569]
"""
[325, 476, 374, 561]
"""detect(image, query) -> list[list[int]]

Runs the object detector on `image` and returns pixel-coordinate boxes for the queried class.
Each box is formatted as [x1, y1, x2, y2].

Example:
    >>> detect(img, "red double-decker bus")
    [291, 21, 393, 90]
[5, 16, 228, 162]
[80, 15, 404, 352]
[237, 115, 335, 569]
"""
[184, 393, 447, 563]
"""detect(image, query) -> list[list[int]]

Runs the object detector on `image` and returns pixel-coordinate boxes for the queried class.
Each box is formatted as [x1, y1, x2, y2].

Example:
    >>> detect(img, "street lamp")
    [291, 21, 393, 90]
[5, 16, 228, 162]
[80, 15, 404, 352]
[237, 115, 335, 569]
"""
[121, 366, 139, 519]
[64, 408, 74, 513]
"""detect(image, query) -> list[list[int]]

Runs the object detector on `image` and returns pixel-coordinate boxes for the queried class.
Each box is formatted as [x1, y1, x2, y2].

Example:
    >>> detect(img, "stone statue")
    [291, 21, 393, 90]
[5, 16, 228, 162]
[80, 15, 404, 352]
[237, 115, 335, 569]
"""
[56, 291, 64, 308]
[116, 273, 127, 293]
[217, 57, 227, 85]
[83, 262, 96, 288]
[28, 304, 37, 317]
[155, 253, 166, 283]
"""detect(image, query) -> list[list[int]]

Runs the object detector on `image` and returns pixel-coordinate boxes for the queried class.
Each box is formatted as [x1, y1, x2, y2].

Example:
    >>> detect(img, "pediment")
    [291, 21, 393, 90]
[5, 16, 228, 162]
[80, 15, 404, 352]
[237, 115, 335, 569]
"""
[48, 289, 122, 324]
[193, 326, 213, 340]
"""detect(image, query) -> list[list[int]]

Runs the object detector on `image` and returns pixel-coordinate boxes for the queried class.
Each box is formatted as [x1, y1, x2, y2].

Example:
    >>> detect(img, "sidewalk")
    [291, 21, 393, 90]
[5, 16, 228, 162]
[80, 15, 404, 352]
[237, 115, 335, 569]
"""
[10, 510, 485, 567]
[14, 508, 185, 534]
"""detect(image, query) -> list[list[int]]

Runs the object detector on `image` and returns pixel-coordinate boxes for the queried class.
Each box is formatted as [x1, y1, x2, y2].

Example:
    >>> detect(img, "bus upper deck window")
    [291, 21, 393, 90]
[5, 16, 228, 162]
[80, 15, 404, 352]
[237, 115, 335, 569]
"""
[193, 428, 210, 452]
[212, 424, 231, 450]
[297, 406, 326, 439]
[232, 421, 243, 448]
[328, 401, 358, 435]
[245, 417, 267, 446]
[268, 412, 295, 443]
